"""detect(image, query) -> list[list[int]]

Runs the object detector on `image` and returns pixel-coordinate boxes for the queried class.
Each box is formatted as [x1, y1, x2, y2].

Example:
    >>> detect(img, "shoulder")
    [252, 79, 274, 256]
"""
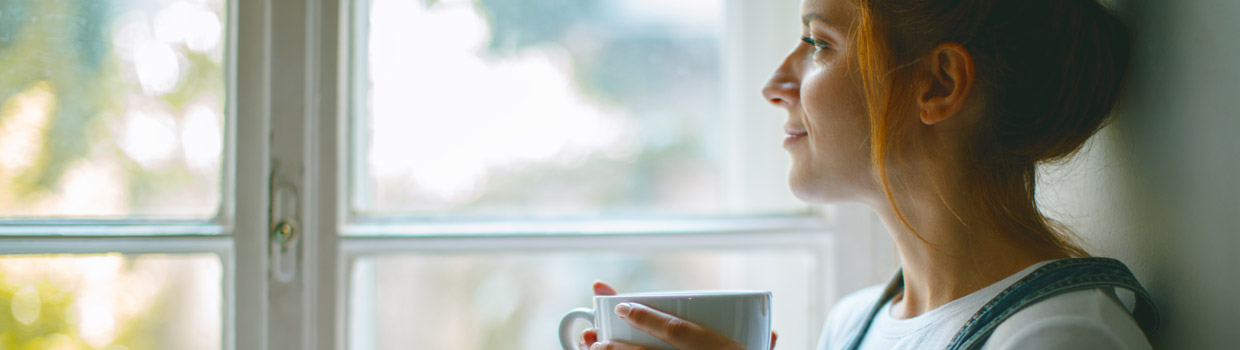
[983, 288, 1152, 350]
[817, 284, 886, 349]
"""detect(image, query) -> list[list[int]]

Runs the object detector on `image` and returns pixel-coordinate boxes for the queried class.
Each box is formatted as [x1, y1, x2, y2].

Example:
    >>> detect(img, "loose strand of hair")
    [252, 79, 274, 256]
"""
[857, 1, 953, 258]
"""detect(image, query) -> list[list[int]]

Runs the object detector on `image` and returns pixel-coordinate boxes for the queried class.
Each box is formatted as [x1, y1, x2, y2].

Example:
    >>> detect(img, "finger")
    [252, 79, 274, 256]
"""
[770, 330, 778, 350]
[589, 341, 651, 350]
[615, 302, 733, 349]
[583, 329, 598, 347]
[593, 281, 618, 296]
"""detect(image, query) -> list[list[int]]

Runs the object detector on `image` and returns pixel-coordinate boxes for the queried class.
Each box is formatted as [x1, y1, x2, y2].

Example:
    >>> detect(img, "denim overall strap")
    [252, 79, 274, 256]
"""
[943, 257, 1160, 350]
[843, 269, 904, 350]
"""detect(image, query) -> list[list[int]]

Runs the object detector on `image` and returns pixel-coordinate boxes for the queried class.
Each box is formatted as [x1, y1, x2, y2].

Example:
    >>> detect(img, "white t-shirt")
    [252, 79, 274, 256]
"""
[816, 261, 1152, 350]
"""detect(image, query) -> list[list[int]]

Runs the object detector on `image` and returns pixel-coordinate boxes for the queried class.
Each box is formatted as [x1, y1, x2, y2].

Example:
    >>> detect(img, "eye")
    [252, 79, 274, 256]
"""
[800, 36, 830, 52]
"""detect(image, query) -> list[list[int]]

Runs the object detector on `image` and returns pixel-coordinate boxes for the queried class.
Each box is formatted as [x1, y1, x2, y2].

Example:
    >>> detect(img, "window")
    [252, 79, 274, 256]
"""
[1, 0, 880, 349]
[343, 0, 828, 349]
[0, 0, 226, 220]
[0, 0, 228, 348]
[356, 0, 739, 217]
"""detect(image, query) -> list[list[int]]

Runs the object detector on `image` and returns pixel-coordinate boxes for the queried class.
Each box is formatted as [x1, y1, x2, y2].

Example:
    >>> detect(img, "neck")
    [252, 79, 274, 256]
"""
[867, 178, 1069, 320]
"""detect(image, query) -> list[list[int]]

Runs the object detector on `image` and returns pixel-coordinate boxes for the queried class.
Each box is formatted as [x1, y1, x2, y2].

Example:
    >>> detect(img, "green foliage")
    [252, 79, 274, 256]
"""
[0, 0, 225, 216]
[0, 256, 171, 349]
[0, 0, 112, 199]
[0, 281, 82, 348]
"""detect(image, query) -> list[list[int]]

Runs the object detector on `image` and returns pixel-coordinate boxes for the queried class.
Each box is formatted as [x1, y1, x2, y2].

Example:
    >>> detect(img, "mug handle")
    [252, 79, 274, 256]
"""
[558, 307, 596, 350]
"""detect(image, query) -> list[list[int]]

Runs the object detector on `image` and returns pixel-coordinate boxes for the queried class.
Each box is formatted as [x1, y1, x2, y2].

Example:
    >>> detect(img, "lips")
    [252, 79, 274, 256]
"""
[783, 125, 808, 149]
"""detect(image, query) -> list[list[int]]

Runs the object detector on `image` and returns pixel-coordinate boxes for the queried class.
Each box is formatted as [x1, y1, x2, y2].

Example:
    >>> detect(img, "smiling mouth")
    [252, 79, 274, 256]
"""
[783, 126, 808, 148]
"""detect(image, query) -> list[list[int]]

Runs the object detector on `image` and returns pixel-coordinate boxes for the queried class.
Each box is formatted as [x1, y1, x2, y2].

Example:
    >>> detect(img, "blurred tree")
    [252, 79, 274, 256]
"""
[378, 0, 722, 216]
[0, 0, 225, 217]
[473, 0, 598, 54]
[0, 256, 170, 349]
[0, 0, 112, 201]
[471, 0, 718, 115]
[0, 281, 80, 347]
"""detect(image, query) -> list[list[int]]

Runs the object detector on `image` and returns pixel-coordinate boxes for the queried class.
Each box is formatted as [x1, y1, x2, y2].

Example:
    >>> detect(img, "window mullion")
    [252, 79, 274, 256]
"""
[313, 0, 345, 348]
[235, 0, 272, 349]
[262, 0, 345, 349]
[266, 0, 313, 345]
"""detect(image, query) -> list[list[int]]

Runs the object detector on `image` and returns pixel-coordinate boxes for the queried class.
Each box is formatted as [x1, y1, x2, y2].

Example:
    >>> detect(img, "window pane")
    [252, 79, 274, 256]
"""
[356, 0, 728, 218]
[348, 250, 821, 350]
[0, 0, 227, 219]
[0, 253, 222, 349]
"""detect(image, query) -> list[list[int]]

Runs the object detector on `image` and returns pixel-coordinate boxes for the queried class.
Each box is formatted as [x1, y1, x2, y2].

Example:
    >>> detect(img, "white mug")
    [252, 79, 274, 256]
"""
[558, 290, 772, 350]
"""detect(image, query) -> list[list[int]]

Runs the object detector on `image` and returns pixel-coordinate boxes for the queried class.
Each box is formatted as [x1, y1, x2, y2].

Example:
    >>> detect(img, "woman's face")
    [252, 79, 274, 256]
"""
[762, 0, 877, 204]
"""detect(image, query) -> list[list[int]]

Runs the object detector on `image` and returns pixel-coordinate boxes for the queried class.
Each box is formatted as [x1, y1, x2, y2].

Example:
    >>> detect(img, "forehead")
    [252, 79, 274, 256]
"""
[800, 0, 856, 28]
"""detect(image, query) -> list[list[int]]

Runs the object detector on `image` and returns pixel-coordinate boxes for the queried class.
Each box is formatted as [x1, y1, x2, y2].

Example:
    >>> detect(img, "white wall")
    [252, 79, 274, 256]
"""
[1038, 0, 1240, 347]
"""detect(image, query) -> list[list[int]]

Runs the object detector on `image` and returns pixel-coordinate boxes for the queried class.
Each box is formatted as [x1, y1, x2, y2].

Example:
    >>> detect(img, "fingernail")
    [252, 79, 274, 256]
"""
[614, 302, 631, 317]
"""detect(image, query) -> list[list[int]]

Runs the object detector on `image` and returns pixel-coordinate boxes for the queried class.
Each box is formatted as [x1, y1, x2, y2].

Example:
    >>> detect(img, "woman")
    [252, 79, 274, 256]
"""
[579, 0, 1156, 349]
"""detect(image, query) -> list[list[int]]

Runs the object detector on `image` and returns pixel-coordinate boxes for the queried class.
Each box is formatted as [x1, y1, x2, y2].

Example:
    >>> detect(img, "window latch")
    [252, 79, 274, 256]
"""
[269, 160, 301, 283]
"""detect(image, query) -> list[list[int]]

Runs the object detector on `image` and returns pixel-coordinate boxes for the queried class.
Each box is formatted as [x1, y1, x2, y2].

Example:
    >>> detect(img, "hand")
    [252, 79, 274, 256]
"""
[577, 281, 617, 350]
[578, 281, 778, 350]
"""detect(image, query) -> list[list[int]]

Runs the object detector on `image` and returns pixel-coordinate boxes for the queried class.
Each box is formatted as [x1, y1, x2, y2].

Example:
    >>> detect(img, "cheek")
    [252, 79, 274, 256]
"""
[801, 67, 869, 150]
[803, 63, 865, 119]
[787, 66, 876, 201]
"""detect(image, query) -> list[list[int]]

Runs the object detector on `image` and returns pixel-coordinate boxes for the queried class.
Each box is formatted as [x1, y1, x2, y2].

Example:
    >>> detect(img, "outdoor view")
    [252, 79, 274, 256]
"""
[0, 0, 227, 348]
[1, 0, 809, 348]
[357, 0, 728, 218]
[0, 254, 221, 350]
[352, 1, 821, 350]
[0, 0, 226, 219]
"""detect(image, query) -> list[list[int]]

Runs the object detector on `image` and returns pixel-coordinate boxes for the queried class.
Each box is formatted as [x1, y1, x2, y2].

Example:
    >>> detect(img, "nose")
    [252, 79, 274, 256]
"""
[762, 50, 801, 108]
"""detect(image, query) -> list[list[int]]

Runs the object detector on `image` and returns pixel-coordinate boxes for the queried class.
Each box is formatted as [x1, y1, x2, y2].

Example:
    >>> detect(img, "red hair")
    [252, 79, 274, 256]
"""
[853, 0, 1131, 257]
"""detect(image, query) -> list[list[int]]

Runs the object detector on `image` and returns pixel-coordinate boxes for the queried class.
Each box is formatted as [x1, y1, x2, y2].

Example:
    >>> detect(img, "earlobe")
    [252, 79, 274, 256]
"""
[917, 43, 975, 125]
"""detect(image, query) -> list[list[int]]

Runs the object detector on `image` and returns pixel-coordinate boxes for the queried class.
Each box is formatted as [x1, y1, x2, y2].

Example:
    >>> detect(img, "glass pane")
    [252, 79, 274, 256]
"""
[349, 250, 821, 350]
[0, 253, 222, 349]
[0, 0, 227, 219]
[357, 0, 727, 218]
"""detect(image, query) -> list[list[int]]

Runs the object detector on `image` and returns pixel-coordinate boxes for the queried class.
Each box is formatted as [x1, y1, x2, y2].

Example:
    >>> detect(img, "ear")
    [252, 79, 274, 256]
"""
[917, 43, 975, 125]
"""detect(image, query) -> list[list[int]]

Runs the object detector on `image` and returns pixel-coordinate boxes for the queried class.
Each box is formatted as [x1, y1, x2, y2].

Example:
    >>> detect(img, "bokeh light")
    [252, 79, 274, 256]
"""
[0, 0, 227, 219]
[358, 0, 724, 217]
[0, 254, 222, 350]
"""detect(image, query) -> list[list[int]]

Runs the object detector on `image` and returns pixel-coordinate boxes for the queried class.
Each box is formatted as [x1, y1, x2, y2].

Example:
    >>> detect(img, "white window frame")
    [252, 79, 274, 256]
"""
[276, 0, 897, 348]
[0, 0, 897, 348]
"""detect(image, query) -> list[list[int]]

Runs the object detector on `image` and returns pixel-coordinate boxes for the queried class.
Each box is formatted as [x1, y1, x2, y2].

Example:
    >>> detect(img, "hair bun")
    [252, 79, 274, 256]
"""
[978, 0, 1132, 163]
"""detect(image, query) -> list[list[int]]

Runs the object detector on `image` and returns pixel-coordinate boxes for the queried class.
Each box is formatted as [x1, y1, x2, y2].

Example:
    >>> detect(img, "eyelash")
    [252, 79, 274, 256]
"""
[800, 36, 830, 52]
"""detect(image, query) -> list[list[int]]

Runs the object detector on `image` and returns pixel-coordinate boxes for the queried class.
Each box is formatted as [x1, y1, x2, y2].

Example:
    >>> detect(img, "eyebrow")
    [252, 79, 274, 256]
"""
[801, 12, 832, 27]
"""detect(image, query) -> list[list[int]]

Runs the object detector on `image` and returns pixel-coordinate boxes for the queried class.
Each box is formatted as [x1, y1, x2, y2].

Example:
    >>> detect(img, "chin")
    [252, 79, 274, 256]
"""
[791, 187, 847, 204]
[788, 173, 832, 204]
[788, 171, 869, 205]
